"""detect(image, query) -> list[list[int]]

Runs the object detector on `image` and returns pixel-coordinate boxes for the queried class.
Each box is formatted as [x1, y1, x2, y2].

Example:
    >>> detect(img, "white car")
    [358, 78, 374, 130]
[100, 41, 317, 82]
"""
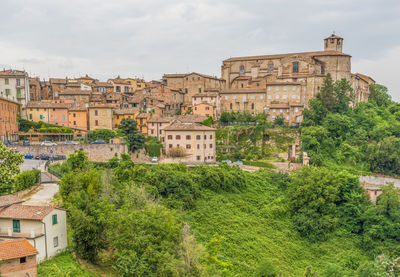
[151, 157, 158, 163]
[41, 141, 57, 146]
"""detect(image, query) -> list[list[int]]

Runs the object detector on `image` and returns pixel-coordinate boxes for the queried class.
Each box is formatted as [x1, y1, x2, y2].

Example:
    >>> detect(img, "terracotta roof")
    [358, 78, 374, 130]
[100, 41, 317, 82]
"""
[88, 104, 113, 108]
[163, 72, 224, 81]
[0, 195, 23, 208]
[0, 239, 38, 260]
[354, 73, 375, 84]
[148, 116, 173, 123]
[220, 89, 266, 94]
[0, 204, 55, 220]
[59, 89, 91, 95]
[26, 101, 71, 109]
[176, 115, 207, 123]
[223, 50, 350, 62]
[113, 108, 139, 115]
[136, 113, 151, 119]
[49, 78, 67, 84]
[92, 81, 113, 87]
[0, 69, 27, 77]
[164, 122, 215, 131]
[108, 78, 131, 85]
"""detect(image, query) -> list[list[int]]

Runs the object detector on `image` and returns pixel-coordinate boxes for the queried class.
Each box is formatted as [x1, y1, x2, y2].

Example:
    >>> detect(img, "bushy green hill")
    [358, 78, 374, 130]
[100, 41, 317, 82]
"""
[185, 170, 369, 276]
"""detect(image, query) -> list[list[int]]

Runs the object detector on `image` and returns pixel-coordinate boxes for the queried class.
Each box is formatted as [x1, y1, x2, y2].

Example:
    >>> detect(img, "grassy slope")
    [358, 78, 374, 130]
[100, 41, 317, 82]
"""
[185, 171, 370, 276]
[38, 252, 99, 277]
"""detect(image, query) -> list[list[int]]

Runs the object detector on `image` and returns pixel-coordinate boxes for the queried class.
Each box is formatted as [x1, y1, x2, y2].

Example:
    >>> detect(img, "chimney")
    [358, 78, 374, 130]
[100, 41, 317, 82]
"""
[7, 227, 12, 236]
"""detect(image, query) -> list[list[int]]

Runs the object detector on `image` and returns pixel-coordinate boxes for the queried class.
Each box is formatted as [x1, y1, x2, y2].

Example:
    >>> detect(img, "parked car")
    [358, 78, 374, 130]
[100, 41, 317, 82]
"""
[64, 141, 79, 145]
[221, 160, 232, 164]
[23, 140, 30, 146]
[41, 141, 57, 146]
[151, 157, 158, 163]
[52, 155, 67, 161]
[35, 154, 50, 160]
[233, 160, 244, 165]
[91, 140, 106, 144]
[24, 154, 34, 159]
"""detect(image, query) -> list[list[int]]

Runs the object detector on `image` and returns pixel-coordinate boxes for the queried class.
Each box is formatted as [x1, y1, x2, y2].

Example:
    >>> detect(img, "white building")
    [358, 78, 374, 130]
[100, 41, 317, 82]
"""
[0, 69, 30, 108]
[0, 203, 67, 262]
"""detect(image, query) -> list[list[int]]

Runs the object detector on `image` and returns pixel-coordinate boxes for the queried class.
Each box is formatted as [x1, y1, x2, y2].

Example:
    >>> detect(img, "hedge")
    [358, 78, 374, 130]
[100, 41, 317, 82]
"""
[14, 169, 41, 192]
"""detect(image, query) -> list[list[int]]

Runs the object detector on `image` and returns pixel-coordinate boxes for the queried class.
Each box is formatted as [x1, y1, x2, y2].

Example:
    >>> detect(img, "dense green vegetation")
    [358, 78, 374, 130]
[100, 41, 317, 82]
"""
[18, 118, 73, 133]
[145, 136, 163, 157]
[38, 251, 99, 277]
[51, 149, 400, 276]
[13, 169, 40, 191]
[301, 74, 400, 176]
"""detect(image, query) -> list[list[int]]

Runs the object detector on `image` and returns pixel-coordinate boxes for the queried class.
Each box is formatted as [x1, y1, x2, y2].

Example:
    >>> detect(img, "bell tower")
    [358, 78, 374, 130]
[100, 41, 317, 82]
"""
[324, 33, 343, 52]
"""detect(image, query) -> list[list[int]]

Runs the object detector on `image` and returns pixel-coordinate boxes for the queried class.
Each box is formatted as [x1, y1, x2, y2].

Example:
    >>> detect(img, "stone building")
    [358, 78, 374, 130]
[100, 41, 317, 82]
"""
[192, 92, 220, 119]
[0, 96, 19, 143]
[88, 104, 113, 131]
[58, 89, 91, 103]
[162, 72, 226, 104]
[163, 122, 216, 164]
[68, 104, 89, 131]
[112, 108, 140, 129]
[220, 34, 373, 124]
[0, 238, 38, 277]
[0, 69, 30, 111]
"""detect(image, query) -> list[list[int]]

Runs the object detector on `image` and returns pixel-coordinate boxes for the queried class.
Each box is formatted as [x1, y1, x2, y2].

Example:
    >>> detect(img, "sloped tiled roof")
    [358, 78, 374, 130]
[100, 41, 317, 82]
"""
[113, 108, 139, 115]
[164, 122, 215, 131]
[26, 101, 71, 109]
[0, 204, 55, 220]
[0, 239, 38, 260]
[136, 113, 151, 119]
[59, 89, 91, 95]
[0, 195, 23, 208]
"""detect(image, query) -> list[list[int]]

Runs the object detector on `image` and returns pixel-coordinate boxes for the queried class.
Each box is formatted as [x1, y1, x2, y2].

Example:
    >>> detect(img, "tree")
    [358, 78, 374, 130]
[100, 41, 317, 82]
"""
[201, 116, 215, 127]
[369, 84, 392, 107]
[0, 142, 24, 194]
[367, 137, 400, 175]
[87, 129, 116, 143]
[333, 79, 353, 113]
[317, 73, 336, 112]
[118, 118, 145, 152]
[273, 115, 285, 126]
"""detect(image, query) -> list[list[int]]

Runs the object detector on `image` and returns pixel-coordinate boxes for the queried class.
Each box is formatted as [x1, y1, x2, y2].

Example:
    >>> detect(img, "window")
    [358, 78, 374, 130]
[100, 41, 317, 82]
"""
[251, 95, 255, 100]
[17, 88, 21, 98]
[40, 115, 43, 120]
[73, 113, 76, 117]
[239, 65, 245, 74]
[197, 156, 201, 161]
[5, 89, 10, 95]
[199, 88, 202, 93]
[151, 130, 154, 134]
[268, 86, 271, 91]
[197, 144, 200, 149]
[268, 64, 274, 73]
[20, 257, 26, 264]
[116, 86, 121, 92]
[279, 109, 282, 113]
[283, 94, 287, 99]
[292, 62, 299, 73]
[275, 86, 279, 91]
[196, 135, 201, 140]
[176, 135, 181, 140]
[62, 115, 65, 121]
[73, 121, 76, 125]
[13, 219, 20, 233]
[205, 107, 209, 111]
[5, 78, 9, 85]
[204, 135, 207, 139]
[292, 94, 296, 99]
[168, 135, 172, 140]
[94, 110, 98, 116]
[283, 86, 287, 91]
[241, 83, 244, 88]
[275, 94, 279, 99]
[186, 144, 191, 149]
[295, 107, 299, 112]
[52, 214, 58, 225]
[260, 95, 264, 99]
[233, 95, 236, 99]
[124, 86, 129, 92]
[292, 86, 296, 91]
[209, 135, 213, 139]
[210, 144, 213, 148]
[16, 79, 21, 86]
[95, 120, 98, 126]
[159, 130, 162, 135]
[251, 103, 254, 109]
[273, 109, 276, 113]
[230, 103, 232, 110]
[186, 135, 191, 140]
[53, 236, 59, 248]
[198, 77, 200, 80]
[169, 144, 172, 148]
[29, 114, 32, 119]
[185, 88, 188, 93]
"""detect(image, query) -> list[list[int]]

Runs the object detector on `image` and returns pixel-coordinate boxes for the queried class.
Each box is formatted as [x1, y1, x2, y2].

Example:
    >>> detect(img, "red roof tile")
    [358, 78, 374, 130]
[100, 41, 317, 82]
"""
[0, 204, 55, 220]
[0, 239, 38, 260]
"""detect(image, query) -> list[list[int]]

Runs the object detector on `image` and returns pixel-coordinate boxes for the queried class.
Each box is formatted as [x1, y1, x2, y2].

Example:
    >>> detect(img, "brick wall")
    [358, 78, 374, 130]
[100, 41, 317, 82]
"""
[1, 255, 37, 277]
[14, 144, 128, 162]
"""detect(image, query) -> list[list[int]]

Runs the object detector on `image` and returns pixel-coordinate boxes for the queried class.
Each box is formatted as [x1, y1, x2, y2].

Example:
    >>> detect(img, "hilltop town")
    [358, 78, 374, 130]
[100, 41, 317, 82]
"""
[2, 34, 400, 276]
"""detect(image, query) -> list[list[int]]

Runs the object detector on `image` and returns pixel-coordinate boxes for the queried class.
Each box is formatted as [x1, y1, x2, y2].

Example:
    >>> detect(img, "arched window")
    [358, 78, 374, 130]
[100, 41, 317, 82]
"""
[239, 65, 245, 74]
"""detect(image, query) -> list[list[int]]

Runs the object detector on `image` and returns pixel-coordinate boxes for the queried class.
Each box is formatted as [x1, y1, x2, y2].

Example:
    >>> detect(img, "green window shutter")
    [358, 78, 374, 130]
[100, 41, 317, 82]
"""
[40, 115, 43, 119]
[5, 79, 9, 85]
[52, 214, 57, 225]
[13, 219, 20, 232]
[5, 89, 10, 95]
[29, 114, 32, 120]
[17, 88, 21, 98]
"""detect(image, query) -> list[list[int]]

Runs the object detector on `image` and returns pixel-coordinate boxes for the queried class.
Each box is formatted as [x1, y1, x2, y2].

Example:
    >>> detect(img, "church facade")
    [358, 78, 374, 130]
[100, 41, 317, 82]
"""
[220, 34, 374, 125]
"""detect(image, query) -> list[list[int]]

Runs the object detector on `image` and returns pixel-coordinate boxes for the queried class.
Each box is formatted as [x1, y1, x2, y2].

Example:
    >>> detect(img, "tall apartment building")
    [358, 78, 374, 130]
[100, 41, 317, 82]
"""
[220, 34, 374, 124]
[0, 97, 19, 143]
[0, 70, 30, 115]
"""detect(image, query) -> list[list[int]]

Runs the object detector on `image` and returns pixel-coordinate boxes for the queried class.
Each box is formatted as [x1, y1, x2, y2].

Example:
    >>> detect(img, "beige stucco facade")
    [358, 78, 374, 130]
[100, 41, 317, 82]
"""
[88, 106, 113, 130]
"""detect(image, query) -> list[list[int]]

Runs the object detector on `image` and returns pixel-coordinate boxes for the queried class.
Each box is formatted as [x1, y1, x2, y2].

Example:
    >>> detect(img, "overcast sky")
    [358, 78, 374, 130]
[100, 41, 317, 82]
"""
[0, 0, 399, 100]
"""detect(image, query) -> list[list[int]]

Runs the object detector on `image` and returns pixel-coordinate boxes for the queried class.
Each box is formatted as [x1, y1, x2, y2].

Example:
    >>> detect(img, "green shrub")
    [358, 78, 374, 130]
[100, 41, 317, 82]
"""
[14, 169, 40, 192]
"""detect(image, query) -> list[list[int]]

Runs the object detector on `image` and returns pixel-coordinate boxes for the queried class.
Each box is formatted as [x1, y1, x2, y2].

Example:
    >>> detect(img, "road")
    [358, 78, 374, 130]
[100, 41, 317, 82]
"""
[20, 159, 45, 171]
[23, 182, 59, 206]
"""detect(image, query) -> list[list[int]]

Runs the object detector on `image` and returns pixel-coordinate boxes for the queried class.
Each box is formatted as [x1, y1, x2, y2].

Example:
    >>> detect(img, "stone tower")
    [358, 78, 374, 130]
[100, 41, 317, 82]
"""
[324, 34, 343, 52]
